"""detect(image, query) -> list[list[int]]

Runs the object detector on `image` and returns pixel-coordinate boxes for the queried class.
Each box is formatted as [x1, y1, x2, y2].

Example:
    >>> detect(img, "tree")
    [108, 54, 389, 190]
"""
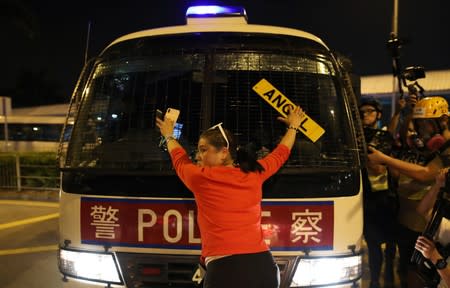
[13, 69, 67, 107]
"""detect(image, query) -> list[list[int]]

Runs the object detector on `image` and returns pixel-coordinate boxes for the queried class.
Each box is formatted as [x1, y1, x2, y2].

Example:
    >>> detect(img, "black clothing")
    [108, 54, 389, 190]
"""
[396, 224, 421, 288]
[364, 127, 394, 155]
[436, 140, 450, 167]
[362, 127, 397, 287]
[204, 251, 279, 288]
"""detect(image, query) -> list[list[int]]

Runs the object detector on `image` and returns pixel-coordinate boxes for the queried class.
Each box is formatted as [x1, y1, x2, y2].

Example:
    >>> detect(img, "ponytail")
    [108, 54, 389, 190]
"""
[236, 143, 265, 173]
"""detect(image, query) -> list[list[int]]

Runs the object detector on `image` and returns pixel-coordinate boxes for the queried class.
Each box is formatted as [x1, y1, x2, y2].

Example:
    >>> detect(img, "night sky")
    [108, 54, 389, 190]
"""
[2, 0, 449, 107]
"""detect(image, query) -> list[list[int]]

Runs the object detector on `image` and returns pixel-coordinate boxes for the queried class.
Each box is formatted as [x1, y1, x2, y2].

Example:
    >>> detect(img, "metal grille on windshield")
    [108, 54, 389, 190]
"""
[64, 42, 357, 172]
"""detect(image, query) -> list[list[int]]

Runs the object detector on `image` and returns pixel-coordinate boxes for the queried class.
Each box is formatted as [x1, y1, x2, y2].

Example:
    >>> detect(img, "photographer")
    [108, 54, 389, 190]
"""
[388, 92, 418, 147]
[369, 97, 450, 182]
[360, 98, 397, 288]
[415, 168, 450, 288]
[369, 96, 450, 287]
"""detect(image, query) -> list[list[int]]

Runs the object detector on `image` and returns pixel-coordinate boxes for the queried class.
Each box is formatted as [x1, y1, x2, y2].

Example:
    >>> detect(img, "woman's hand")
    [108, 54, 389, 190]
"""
[156, 116, 174, 138]
[398, 98, 406, 110]
[406, 92, 418, 107]
[277, 105, 305, 128]
[277, 105, 305, 149]
[415, 236, 441, 262]
[367, 146, 387, 165]
[436, 168, 449, 188]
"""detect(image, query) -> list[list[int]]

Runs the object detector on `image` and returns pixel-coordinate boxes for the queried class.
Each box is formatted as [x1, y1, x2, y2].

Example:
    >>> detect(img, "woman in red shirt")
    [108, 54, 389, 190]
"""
[156, 106, 304, 288]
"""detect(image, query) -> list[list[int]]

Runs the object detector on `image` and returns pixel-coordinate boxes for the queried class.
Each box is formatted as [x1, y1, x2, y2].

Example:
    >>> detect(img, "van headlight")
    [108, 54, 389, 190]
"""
[290, 254, 362, 287]
[58, 248, 123, 284]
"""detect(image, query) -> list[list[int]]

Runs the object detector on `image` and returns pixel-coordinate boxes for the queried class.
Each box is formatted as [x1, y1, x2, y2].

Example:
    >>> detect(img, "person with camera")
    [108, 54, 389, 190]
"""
[369, 96, 450, 287]
[414, 168, 450, 288]
[388, 92, 418, 147]
[384, 91, 432, 288]
[359, 98, 397, 288]
[156, 106, 304, 288]
[369, 97, 450, 181]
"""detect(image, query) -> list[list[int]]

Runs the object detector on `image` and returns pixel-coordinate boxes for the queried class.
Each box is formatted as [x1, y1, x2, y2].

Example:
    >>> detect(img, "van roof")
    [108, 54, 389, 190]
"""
[104, 6, 329, 53]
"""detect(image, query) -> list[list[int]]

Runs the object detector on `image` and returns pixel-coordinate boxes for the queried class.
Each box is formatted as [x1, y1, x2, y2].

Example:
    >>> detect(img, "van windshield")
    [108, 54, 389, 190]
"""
[63, 33, 360, 198]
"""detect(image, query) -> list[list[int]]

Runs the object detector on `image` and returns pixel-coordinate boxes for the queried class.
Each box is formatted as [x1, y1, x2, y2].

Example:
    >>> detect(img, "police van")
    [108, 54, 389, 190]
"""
[57, 5, 365, 287]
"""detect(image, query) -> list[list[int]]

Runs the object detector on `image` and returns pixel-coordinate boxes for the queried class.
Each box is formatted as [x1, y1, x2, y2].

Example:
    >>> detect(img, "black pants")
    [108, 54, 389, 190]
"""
[363, 191, 398, 286]
[204, 251, 279, 288]
[396, 224, 421, 288]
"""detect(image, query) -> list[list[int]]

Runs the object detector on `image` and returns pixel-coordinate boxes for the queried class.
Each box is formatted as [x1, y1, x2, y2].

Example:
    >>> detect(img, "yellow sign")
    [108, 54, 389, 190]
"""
[252, 78, 325, 142]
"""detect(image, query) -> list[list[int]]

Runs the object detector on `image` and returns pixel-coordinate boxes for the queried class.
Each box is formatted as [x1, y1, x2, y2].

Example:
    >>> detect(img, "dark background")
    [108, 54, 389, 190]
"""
[1, 0, 449, 107]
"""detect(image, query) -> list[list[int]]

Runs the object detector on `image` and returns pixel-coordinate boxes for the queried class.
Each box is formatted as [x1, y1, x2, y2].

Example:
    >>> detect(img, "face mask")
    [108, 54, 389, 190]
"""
[409, 133, 445, 152]
[413, 119, 445, 152]
[425, 134, 446, 152]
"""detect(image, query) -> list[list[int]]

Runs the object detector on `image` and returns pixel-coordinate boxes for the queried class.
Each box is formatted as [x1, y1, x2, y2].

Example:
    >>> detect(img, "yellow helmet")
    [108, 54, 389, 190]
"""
[412, 96, 449, 119]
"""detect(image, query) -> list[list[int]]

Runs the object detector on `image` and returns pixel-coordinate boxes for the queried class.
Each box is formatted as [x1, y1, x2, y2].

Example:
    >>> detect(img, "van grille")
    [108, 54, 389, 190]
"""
[116, 252, 296, 288]
[116, 253, 201, 288]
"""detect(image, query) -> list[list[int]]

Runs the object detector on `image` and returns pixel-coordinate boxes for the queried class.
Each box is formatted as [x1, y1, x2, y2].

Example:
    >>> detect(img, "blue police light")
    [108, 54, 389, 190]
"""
[186, 5, 246, 18]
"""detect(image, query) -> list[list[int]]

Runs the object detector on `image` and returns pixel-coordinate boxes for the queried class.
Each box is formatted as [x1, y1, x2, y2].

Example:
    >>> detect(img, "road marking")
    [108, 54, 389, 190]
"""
[0, 200, 59, 208]
[0, 244, 58, 256]
[0, 212, 60, 230]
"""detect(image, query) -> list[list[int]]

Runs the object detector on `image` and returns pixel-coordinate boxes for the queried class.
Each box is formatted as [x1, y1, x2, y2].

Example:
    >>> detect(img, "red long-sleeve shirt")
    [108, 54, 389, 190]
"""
[170, 144, 291, 257]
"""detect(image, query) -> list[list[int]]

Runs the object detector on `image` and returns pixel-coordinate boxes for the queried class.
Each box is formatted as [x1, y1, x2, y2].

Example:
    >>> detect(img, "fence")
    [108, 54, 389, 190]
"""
[0, 153, 59, 191]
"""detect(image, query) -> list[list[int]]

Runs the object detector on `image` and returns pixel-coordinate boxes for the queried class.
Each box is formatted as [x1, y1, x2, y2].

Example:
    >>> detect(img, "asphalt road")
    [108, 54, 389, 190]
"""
[0, 200, 61, 288]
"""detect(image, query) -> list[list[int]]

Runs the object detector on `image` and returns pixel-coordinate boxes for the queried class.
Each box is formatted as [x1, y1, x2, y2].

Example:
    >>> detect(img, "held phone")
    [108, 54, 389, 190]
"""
[157, 108, 182, 151]
[156, 109, 164, 121]
[165, 108, 180, 124]
[156, 108, 180, 125]
[166, 108, 182, 139]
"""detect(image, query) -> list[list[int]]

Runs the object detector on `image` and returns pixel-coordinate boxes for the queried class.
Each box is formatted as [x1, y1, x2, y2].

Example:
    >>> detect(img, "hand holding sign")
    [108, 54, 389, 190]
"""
[252, 78, 325, 142]
[276, 105, 305, 129]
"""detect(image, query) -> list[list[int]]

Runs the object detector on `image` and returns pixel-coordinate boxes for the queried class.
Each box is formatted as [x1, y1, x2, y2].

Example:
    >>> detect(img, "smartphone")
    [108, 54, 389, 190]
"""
[165, 108, 180, 124]
[156, 109, 164, 120]
[157, 108, 181, 151]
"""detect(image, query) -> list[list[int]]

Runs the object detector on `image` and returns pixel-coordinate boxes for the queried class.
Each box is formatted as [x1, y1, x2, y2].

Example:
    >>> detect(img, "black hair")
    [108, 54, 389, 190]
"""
[200, 127, 265, 173]
[236, 143, 265, 173]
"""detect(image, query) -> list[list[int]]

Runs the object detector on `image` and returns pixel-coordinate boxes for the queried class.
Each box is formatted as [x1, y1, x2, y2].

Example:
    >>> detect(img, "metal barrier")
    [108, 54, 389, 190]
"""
[0, 153, 59, 191]
[0, 154, 17, 189]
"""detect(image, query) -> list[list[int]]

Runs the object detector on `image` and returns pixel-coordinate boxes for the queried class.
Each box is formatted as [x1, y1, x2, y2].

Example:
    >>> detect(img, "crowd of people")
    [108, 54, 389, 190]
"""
[155, 91, 450, 288]
[361, 93, 450, 288]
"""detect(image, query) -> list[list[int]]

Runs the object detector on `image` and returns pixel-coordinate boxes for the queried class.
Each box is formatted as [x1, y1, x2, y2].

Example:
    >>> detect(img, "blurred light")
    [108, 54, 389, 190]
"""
[111, 113, 118, 119]
[290, 255, 362, 287]
[59, 248, 122, 284]
[186, 5, 246, 18]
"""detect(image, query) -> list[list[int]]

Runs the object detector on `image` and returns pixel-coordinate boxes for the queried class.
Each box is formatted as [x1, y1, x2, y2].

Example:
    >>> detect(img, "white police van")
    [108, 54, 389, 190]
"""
[57, 5, 365, 287]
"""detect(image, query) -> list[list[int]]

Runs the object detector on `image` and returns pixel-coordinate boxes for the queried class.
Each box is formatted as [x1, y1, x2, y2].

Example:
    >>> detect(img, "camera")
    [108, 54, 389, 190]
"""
[411, 170, 450, 286]
[402, 66, 426, 82]
[364, 128, 393, 155]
